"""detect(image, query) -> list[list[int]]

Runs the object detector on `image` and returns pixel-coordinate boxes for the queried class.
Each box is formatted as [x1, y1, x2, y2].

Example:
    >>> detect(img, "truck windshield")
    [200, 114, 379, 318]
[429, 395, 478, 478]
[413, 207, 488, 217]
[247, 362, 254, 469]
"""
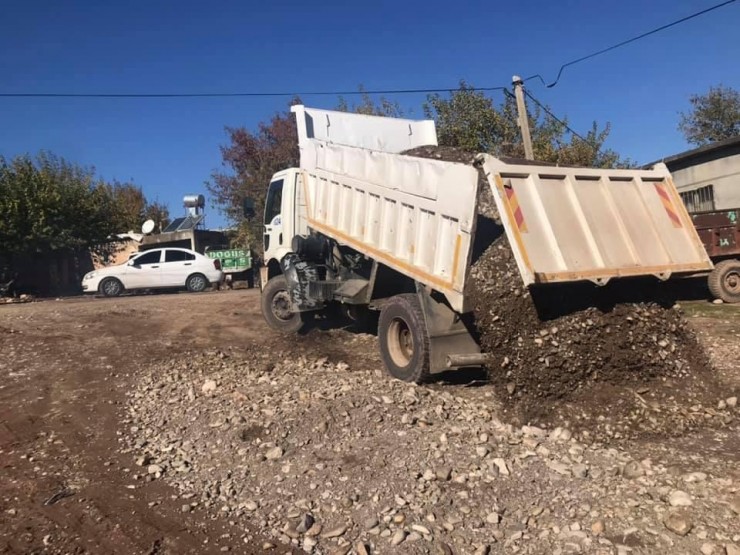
[265, 179, 284, 225]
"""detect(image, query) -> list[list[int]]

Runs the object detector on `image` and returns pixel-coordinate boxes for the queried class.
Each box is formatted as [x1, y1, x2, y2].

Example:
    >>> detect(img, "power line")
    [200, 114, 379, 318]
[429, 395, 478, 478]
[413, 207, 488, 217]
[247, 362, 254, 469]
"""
[524, 0, 737, 88]
[0, 86, 507, 99]
[523, 89, 590, 144]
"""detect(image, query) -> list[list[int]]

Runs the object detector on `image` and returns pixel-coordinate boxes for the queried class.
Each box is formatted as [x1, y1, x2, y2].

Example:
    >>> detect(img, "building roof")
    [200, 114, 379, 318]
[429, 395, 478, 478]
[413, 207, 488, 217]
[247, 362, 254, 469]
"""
[646, 135, 740, 170]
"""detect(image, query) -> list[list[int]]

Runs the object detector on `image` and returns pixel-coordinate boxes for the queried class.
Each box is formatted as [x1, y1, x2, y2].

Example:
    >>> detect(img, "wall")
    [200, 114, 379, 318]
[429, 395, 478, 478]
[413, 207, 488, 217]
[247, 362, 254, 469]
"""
[667, 142, 740, 211]
[1, 250, 95, 296]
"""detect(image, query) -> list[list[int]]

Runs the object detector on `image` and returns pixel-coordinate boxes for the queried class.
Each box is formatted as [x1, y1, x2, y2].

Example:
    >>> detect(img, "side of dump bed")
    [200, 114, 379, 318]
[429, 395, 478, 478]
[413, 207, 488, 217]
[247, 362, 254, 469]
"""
[478, 155, 713, 286]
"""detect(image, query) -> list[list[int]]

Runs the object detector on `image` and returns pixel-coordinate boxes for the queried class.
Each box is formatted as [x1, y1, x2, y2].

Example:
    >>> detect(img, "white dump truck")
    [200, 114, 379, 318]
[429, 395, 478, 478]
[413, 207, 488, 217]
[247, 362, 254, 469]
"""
[256, 105, 712, 382]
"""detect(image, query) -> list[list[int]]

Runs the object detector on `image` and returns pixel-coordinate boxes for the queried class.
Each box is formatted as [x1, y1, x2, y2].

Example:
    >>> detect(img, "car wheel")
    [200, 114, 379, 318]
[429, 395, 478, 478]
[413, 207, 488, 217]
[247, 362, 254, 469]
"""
[186, 273, 208, 293]
[99, 277, 123, 298]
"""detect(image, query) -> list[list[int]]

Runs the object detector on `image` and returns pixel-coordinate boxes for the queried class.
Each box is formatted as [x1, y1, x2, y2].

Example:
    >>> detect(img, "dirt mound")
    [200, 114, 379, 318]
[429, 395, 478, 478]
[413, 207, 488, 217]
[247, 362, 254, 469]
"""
[404, 146, 716, 421]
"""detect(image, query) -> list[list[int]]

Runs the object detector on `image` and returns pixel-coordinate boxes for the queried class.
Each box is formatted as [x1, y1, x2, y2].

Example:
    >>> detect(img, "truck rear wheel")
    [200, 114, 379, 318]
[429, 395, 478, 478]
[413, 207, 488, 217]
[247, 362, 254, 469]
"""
[261, 275, 306, 333]
[708, 259, 740, 303]
[378, 294, 430, 383]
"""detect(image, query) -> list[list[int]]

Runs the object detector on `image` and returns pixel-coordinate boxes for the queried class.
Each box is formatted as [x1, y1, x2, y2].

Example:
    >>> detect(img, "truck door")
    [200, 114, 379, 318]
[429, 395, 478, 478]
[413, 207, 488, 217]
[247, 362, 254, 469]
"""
[264, 178, 284, 258]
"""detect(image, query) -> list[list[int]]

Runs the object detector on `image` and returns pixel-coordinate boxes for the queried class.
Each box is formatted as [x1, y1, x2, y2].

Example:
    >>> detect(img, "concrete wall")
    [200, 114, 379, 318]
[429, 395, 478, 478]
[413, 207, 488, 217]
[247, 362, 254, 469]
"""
[666, 142, 740, 211]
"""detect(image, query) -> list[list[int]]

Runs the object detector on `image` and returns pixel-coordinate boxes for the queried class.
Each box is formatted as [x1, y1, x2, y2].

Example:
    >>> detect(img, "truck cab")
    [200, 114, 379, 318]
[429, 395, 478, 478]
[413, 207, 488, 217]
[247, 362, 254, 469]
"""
[261, 168, 306, 287]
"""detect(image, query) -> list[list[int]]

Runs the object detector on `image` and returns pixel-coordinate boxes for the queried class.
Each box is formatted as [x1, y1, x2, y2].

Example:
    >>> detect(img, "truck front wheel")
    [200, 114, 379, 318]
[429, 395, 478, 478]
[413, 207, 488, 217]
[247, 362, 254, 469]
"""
[261, 275, 306, 333]
[708, 259, 740, 303]
[378, 294, 430, 383]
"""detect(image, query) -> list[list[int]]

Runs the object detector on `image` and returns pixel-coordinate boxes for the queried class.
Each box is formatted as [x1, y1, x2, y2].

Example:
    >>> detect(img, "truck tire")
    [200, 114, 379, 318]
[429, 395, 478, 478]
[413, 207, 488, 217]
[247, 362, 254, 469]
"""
[261, 275, 306, 333]
[99, 277, 123, 297]
[708, 259, 740, 303]
[378, 294, 430, 383]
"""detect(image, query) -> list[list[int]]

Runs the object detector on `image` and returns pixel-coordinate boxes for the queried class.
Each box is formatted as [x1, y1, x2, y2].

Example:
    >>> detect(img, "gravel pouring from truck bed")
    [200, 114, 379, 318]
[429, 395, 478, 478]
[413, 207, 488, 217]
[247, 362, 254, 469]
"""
[123, 346, 740, 554]
[403, 146, 724, 431]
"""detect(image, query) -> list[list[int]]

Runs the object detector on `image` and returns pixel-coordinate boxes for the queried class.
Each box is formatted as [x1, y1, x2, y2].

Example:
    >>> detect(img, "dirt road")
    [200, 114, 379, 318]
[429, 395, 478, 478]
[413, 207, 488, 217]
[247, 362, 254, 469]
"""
[0, 291, 283, 554]
[1, 291, 739, 554]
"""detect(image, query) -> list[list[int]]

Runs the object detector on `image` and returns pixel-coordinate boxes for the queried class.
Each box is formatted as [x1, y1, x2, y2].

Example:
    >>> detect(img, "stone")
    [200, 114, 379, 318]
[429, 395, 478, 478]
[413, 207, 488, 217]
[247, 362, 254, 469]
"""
[147, 464, 163, 475]
[435, 467, 452, 481]
[725, 544, 740, 555]
[422, 469, 436, 481]
[265, 446, 284, 460]
[622, 461, 645, 479]
[591, 520, 605, 536]
[201, 379, 217, 393]
[305, 523, 322, 537]
[663, 511, 693, 536]
[390, 530, 407, 546]
[355, 542, 371, 555]
[668, 490, 692, 507]
[296, 513, 315, 533]
[363, 517, 379, 530]
[486, 512, 501, 524]
[411, 524, 431, 535]
[476, 445, 490, 458]
[548, 461, 571, 476]
[727, 397, 738, 408]
[730, 496, 740, 515]
[244, 500, 258, 512]
[572, 464, 589, 478]
[682, 472, 707, 483]
[322, 525, 347, 538]
[492, 458, 510, 476]
[700, 543, 716, 555]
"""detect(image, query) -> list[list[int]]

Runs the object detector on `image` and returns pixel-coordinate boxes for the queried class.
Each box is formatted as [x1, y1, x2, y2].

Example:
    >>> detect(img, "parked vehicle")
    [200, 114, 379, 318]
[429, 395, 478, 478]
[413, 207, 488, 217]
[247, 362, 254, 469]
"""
[204, 246, 255, 288]
[82, 247, 223, 297]
[256, 105, 713, 382]
[690, 208, 740, 303]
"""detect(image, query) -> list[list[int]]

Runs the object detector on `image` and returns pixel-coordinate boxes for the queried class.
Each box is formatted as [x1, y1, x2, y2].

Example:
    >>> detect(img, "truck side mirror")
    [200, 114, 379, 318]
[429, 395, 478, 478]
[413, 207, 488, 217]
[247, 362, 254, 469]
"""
[243, 198, 256, 220]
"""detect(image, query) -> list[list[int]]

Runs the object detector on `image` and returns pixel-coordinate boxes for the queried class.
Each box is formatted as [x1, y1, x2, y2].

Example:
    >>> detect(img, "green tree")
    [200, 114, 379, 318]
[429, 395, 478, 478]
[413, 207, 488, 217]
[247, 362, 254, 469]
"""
[143, 201, 171, 232]
[207, 100, 301, 249]
[0, 152, 169, 256]
[678, 84, 740, 146]
[0, 153, 120, 254]
[424, 81, 631, 168]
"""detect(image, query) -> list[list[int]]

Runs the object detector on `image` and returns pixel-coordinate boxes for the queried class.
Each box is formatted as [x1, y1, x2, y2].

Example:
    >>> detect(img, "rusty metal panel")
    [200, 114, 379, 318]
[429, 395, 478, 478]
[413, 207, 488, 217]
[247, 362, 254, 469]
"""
[479, 155, 713, 286]
[691, 208, 740, 257]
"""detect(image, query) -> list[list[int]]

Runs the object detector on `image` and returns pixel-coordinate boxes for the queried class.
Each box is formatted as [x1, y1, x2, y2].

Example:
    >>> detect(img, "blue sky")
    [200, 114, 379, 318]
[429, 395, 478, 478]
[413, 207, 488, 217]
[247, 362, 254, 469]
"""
[1, 0, 738, 229]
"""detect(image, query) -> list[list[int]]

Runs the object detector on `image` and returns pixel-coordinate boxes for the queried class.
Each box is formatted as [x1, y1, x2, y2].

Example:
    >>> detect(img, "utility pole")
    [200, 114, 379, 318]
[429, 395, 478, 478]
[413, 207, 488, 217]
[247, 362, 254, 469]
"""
[512, 75, 534, 160]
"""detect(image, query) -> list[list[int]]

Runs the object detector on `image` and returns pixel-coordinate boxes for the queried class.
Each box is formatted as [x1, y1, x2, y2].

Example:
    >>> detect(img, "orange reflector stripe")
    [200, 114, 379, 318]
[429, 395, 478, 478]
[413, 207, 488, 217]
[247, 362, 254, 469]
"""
[654, 182, 682, 228]
[505, 186, 528, 233]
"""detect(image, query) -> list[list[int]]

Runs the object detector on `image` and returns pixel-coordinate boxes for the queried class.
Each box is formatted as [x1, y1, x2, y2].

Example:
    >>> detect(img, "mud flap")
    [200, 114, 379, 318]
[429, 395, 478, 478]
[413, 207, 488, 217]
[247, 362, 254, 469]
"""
[280, 254, 323, 312]
[415, 283, 482, 374]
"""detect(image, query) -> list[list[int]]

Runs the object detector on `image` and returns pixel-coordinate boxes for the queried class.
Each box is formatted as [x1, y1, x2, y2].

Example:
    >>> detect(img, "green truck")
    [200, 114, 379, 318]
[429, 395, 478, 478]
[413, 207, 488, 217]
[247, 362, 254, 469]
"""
[204, 247, 255, 288]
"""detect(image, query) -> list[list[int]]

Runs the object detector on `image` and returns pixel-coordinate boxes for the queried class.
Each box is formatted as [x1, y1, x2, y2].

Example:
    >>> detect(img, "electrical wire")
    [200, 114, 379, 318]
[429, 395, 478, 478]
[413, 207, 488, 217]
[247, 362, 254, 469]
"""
[0, 2, 733, 99]
[523, 89, 589, 143]
[0, 86, 507, 99]
[524, 0, 737, 88]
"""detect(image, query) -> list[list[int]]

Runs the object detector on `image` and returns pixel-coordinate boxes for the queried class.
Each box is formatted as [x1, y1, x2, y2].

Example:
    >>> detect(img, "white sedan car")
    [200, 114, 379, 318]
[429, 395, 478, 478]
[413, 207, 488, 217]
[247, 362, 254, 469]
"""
[82, 248, 224, 297]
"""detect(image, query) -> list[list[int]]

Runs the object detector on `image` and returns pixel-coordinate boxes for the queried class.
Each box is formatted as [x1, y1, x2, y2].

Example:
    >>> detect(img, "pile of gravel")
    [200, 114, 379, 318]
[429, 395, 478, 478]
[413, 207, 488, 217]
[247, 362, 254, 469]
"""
[123, 346, 740, 555]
